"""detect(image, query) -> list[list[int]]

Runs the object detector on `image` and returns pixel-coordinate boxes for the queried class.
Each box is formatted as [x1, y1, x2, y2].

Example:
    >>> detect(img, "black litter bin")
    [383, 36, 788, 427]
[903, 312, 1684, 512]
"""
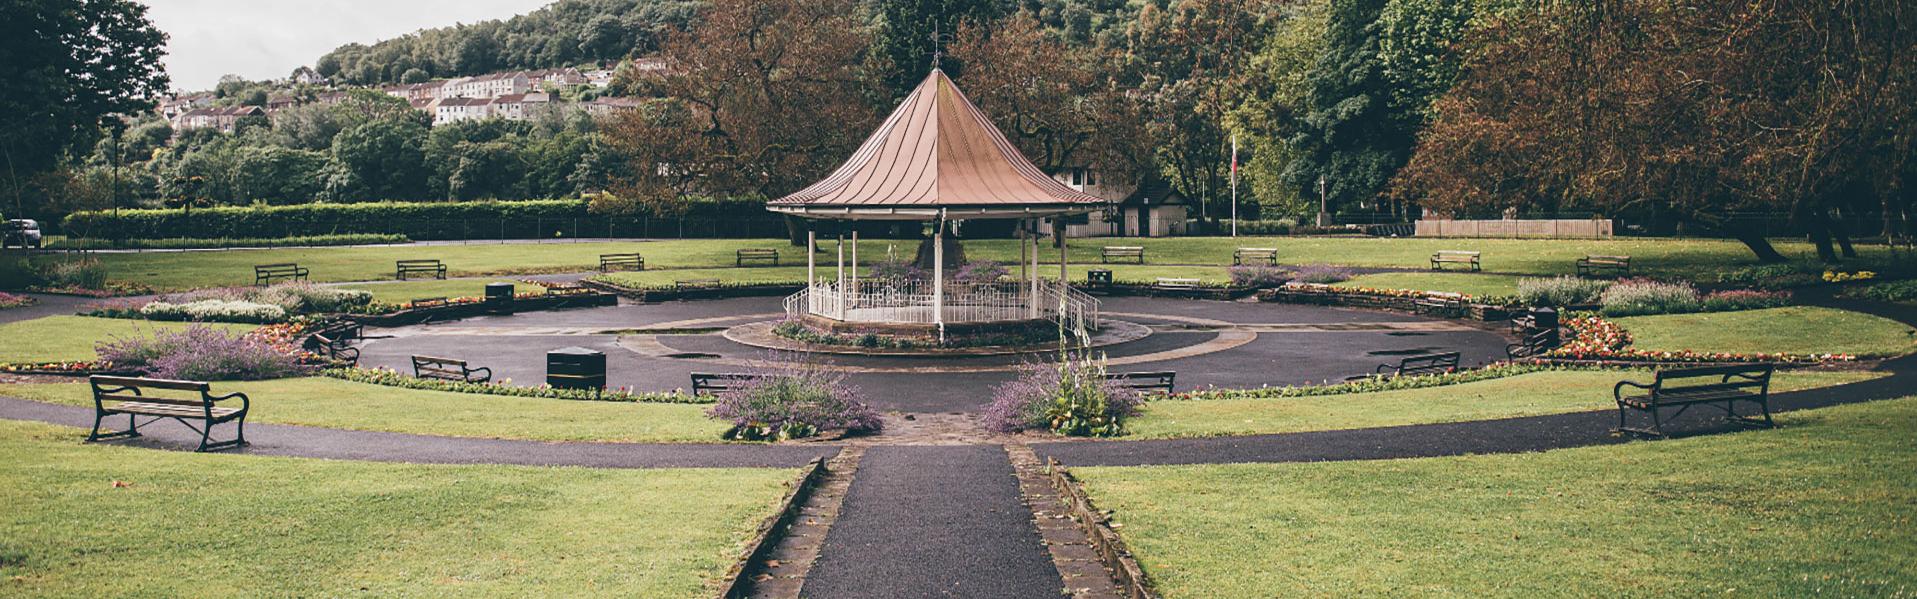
[1087, 268, 1114, 288]
[547, 347, 606, 391]
[485, 282, 515, 315]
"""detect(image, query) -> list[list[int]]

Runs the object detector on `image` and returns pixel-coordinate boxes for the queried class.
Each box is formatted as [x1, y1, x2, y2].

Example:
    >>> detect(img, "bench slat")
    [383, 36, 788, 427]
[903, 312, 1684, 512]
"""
[96, 394, 212, 407]
[113, 402, 242, 418]
[90, 376, 209, 391]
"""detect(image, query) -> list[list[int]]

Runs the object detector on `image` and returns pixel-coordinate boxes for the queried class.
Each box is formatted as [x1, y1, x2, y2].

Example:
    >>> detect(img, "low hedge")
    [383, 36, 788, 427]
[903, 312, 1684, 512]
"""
[48, 233, 408, 250]
[62, 197, 778, 241]
[322, 366, 711, 404]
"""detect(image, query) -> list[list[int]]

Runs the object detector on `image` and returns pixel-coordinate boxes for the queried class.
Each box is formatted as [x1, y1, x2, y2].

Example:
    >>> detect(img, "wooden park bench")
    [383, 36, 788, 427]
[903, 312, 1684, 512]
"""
[411, 355, 492, 383]
[690, 372, 764, 396]
[599, 252, 645, 272]
[1414, 291, 1469, 318]
[1347, 351, 1461, 381]
[1505, 328, 1559, 359]
[305, 327, 361, 366]
[1152, 277, 1203, 295]
[1576, 255, 1631, 277]
[1430, 250, 1481, 272]
[1101, 246, 1146, 264]
[86, 375, 250, 452]
[675, 278, 721, 290]
[1613, 364, 1775, 437]
[1233, 247, 1279, 266]
[1104, 371, 1176, 396]
[736, 248, 780, 267]
[395, 259, 447, 280]
[253, 263, 309, 286]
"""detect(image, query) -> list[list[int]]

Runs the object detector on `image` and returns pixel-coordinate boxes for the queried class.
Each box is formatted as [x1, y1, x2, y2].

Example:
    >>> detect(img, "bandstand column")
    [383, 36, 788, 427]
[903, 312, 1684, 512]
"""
[1027, 219, 1039, 319]
[933, 216, 945, 341]
[806, 228, 816, 315]
[836, 230, 846, 319]
[850, 228, 859, 298]
[1056, 218, 1068, 287]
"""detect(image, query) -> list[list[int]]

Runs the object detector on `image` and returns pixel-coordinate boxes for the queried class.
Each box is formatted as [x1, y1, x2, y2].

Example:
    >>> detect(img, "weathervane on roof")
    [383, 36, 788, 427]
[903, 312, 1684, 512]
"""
[930, 24, 953, 70]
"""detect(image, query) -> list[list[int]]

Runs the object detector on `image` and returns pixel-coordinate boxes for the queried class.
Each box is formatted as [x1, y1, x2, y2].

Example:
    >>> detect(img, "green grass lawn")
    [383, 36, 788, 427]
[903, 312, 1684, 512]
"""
[1616, 306, 1917, 358]
[595, 266, 813, 288]
[51, 236, 1876, 292]
[334, 278, 525, 304]
[1334, 272, 1525, 298]
[0, 419, 791, 597]
[1126, 369, 1879, 440]
[0, 316, 256, 363]
[1077, 396, 1917, 598]
[0, 377, 729, 443]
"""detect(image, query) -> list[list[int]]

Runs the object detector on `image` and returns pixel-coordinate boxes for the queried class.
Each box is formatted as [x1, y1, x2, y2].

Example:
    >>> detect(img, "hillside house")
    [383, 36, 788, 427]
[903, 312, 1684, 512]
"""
[434, 97, 493, 124]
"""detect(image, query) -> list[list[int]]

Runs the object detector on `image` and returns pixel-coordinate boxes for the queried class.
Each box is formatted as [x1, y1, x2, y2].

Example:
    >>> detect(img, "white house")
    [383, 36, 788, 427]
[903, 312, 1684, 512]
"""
[444, 72, 530, 99]
[1048, 168, 1189, 237]
[434, 97, 493, 124]
[489, 92, 552, 121]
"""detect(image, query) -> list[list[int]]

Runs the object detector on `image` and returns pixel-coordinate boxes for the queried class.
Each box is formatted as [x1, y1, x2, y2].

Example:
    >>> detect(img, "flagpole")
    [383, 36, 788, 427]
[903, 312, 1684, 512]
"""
[1230, 134, 1239, 238]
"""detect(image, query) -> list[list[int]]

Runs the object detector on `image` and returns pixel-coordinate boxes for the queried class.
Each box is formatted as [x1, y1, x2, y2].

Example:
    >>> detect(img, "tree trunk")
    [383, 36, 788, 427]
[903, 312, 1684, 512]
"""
[1829, 213, 1858, 258]
[783, 215, 806, 246]
[1728, 227, 1790, 263]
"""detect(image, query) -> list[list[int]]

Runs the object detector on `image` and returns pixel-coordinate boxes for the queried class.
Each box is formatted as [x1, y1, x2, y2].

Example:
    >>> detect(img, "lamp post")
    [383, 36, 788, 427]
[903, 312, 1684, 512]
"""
[1316, 175, 1331, 228]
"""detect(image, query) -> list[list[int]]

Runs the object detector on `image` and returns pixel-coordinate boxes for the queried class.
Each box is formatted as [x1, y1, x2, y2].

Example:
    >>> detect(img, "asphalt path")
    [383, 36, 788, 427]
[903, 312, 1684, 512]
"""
[800, 445, 1062, 598]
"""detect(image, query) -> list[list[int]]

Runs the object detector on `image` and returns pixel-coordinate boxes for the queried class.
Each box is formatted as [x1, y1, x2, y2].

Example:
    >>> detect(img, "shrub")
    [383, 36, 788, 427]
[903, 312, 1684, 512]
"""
[61, 197, 775, 241]
[983, 354, 1143, 437]
[1841, 280, 1917, 303]
[867, 255, 927, 281]
[1516, 276, 1612, 307]
[96, 324, 313, 380]
[139, 299, 288, 324]
[1701, 289, 1792, 312]
[1231, 219, 1297, 235]
[1714, 264, 1820, 290]
[1292, 264, 1355, 284]
[954, 260, 1008, 285]
[1599, 279, 1701, 316]
[1229, 265, 1292, 288]
[706, 363, 881, 441]
[40, 257, 107, 289]
[258, 281, 373, 313]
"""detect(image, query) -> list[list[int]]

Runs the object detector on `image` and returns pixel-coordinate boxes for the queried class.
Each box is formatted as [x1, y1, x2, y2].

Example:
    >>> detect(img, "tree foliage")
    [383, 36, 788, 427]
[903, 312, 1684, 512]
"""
[948, 14, 1146, 177]
[315, 0, 704, 86]
[603, 0, 880, 213]
[1123, 0, 1265, 226]
[1392, 0, 1917, 261]
[0, 0, 169, 217]
[868, 0, 1010, 100]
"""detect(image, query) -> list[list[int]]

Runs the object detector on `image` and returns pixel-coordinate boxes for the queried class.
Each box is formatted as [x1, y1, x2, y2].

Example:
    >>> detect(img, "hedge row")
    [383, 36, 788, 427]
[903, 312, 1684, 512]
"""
[62, 198, 784, 241]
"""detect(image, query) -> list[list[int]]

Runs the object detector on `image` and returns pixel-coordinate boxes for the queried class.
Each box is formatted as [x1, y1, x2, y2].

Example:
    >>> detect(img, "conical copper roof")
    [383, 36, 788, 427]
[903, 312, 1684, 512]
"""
[768, 70, 1106, 220]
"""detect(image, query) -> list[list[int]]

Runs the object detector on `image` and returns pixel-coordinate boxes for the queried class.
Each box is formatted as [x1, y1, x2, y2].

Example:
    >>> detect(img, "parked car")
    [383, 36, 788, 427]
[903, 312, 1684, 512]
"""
[3, 219, 42, 248]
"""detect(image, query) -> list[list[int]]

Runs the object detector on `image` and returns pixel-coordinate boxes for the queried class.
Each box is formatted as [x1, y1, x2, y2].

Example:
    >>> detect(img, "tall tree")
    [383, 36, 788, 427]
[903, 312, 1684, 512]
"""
[1232, 0, 1331, 219]
[0, 0, 169, 217]
[602, 0, 880, 211]
[1391, 0, 1917, 262]
[1276, 0, 1417, 222]
[948, 14, 1147, 177]
[1124, 0, 1264, 228]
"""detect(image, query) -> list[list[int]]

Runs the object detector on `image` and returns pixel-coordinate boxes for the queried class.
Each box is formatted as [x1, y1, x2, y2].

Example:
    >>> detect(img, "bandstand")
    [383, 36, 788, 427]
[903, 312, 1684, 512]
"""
[767, 69, 1105, 343]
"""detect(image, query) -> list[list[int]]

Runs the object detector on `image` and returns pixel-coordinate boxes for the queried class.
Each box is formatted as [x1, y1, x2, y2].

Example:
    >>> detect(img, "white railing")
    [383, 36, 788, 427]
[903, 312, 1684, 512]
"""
[788, 277, 1099, 335]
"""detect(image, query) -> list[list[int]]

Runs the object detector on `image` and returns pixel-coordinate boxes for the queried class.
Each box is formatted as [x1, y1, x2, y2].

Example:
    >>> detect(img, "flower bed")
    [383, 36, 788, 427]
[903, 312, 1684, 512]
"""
[984, 354, 1143, 437]
[1544, 313, 1855, 364]
[322, 366, 705, 404]
[1164, 363, 1570, 401]
[1259, 282, 1518, 320]
[706, 363, 882, 440]
[0, 292, 35, 310]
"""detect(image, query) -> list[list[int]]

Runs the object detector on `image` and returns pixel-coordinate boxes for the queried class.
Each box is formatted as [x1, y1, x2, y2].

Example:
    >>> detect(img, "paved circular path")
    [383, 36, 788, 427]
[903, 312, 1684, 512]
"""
[351, 295, 1515, 412]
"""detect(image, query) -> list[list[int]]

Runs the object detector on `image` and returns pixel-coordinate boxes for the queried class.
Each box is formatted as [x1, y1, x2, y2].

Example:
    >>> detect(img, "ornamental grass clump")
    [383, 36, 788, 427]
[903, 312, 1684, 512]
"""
[1517, 276, 1612, 307]
[1293, 264, 1355, 284]
[983, 354, 1143, 437]
[1599, 279, 1701, 316]
[96, 324, 313, 381]
[706, 363, 881, 441]
[139, 299, 288, 323]
[1228, 265, 1291, 288]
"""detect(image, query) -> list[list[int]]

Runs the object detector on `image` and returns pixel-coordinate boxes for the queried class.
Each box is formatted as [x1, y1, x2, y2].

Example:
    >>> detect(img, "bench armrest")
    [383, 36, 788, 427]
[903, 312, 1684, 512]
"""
[1613, 379, 1655, 401]
[468, 366, 493, 382]
[93, 384, 140, 411]
[207, 391, 250, 413]
[1374, 363, 1395, 374]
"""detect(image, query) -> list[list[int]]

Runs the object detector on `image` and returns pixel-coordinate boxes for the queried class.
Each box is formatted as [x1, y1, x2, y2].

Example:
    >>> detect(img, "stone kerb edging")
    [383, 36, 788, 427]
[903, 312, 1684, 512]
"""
[1260, 284, 1519, 321]
[1047, 457, 1157, 599]
[349, 292, 618, 326]
[716, 456, 830, 599]
[580, 278, 803, 302]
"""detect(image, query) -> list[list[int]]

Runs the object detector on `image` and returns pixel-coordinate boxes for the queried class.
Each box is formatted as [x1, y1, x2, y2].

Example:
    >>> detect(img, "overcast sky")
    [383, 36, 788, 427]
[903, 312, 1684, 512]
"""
[143, 0, 552, 91]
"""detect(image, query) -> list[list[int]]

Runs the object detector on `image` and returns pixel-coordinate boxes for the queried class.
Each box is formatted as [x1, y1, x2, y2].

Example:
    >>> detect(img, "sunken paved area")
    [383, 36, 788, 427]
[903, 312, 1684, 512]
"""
[4, 292, 1913, 596]
[353, 295, 1514, 412]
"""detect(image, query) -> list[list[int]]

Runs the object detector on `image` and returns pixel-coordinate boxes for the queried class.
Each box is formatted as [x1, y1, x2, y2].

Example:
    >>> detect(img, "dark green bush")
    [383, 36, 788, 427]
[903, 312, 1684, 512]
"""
[61, 197, 778, 241]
